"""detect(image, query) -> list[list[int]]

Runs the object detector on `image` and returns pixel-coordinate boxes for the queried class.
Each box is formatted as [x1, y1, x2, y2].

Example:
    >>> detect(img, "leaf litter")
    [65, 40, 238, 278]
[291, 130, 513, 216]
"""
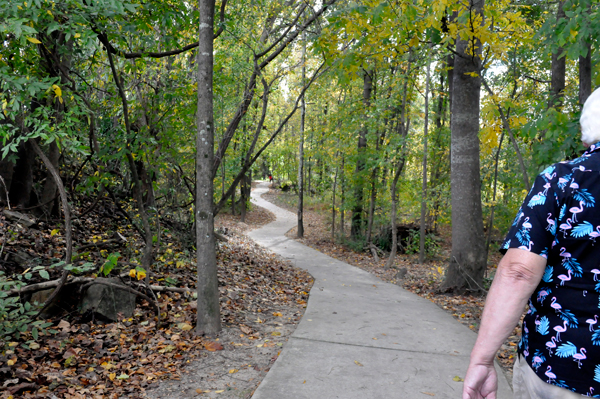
[0, 196, 312, 398]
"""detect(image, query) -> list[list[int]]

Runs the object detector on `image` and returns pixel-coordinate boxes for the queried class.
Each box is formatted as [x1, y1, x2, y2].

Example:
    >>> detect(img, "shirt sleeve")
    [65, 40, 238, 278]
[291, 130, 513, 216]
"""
[500, 172, 560, 257]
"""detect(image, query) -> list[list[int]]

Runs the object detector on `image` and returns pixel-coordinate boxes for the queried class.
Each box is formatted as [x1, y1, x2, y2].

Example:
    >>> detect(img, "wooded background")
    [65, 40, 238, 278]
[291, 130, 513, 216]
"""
[1, 0, 599, 332]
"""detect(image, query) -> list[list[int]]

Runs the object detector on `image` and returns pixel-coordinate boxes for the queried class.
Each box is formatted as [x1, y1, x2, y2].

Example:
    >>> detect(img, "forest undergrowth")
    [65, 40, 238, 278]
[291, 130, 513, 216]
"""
[262, 186, 521, 381]
[0, 198, 312, 398]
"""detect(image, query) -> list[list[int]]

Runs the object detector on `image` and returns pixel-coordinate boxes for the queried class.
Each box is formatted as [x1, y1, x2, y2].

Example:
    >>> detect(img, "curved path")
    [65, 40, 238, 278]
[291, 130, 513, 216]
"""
[248, 182, 512, 398]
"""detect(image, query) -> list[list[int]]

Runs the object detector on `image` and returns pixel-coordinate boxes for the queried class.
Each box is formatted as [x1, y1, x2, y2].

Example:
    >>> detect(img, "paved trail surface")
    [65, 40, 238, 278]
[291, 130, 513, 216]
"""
[248, 181, 512, 399]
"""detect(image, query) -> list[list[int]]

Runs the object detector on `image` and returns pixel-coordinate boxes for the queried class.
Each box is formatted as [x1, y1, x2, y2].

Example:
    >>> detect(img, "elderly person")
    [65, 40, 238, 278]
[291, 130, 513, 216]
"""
[464, 88, 600, 399]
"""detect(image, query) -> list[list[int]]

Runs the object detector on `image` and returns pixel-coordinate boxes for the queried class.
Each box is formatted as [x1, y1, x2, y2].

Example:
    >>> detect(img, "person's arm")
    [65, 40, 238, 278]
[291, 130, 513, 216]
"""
[463, 248, 546, 399]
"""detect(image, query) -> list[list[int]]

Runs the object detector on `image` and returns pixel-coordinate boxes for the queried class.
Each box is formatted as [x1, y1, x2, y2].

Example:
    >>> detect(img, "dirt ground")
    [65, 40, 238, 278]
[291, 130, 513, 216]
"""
[144, 206, 311, 399]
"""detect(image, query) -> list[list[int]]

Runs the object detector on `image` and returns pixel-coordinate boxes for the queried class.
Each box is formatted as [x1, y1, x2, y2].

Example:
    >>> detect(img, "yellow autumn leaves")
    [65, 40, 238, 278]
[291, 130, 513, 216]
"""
[129, 268, 146, 280]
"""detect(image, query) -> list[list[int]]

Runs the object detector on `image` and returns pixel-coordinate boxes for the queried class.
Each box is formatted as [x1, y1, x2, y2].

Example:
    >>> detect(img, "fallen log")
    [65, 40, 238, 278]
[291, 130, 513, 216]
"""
[7, 275, 193, 296]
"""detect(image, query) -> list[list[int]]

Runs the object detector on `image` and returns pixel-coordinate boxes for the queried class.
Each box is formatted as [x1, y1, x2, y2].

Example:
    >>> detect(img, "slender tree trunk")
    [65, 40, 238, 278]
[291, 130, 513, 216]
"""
[579, 41, 592, 106]
[40, 141, 60, 215]
[297, 31, 306, 238]
[332, 164, 338, 239]
[485, 132, 505, 257]
[104, 33, 154, 272]
[365, 168, 377, 245]
[340, 156, 345, 239]
[196, 0, 220, 336]
[9, 141, 35, 207]
[549, 0, 566, 110]
[385, 62, 411, 269]
[419, 59, 431, 265]
[442, 0, 487, 293]
[351, 69, 373, 239]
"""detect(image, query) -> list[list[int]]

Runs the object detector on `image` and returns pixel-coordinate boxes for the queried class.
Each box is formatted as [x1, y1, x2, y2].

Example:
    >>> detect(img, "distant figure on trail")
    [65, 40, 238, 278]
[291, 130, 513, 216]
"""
[268, 174, 273, 184]
[463, 88, 600, 399]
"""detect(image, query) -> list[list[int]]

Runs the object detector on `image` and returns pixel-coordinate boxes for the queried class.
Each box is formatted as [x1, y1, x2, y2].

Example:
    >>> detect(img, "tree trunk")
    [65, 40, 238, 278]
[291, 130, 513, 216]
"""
[579, 41, 592, 106]
[548, 0, 566, 110]
[442, 0, 487, 293]
[340, 156, 345, 238]
[9, 141, 36, 208]
[350, 69, 373, 239]
[332, 164, 338, 239]
[297, 31, 306, 238]
[40, 141, 61, 216]
[385, 62, 411, 269]
[419, 59, 431, 265]
[0, 158, 14, 208]
[365, 168, 377, 245]
[240, 172, 247, 223]
[196, 0, 220, 336]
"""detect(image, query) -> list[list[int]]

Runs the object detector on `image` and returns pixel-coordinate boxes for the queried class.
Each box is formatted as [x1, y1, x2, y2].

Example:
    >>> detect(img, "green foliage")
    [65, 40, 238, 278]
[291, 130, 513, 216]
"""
[404, 230, 440, 257]
[0, 271, 52, 350]
[100, 252, 121, 276]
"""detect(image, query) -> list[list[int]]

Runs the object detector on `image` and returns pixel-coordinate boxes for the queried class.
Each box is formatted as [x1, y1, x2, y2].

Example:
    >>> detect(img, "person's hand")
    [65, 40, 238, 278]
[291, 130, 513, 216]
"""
[462, 362, 498, 399]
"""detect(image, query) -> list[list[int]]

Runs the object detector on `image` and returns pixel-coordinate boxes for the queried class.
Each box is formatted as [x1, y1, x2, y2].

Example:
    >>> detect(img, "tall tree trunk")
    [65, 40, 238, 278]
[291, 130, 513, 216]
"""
[442, 0, 487, 293]
[297, 31, 306, 238]
[40, 138, 60, 216]
[332, 164, 338, 239]
[385, 61, 411, 269]
[196, 0, 220, 336]
[297, 32, 306, 238]
[579, 41, 592, 106]
[240, 172, 247, 223]
[419, 58, 431, 265]
[365, 168, 377, 245]
[9, 141, 36, 208]
[340, 156, 345, 239]
[548, 0, 566, 110]
[0, 158, 13, 207]
[103, 33, 154, 272]
[351, 69, 373, 239]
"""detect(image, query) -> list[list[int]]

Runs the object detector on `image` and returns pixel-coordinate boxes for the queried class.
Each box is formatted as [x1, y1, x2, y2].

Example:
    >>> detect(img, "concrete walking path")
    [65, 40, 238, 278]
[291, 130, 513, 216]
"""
[248, 181, 512, 398]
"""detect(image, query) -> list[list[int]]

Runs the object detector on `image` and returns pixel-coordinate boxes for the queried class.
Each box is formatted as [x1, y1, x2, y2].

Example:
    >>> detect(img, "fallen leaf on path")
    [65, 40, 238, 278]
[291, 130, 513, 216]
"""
[421, 392, 435, 396]
[354, 360, 363, 366]
[204, 341, 224, 352]
[453, 376, 464, 382]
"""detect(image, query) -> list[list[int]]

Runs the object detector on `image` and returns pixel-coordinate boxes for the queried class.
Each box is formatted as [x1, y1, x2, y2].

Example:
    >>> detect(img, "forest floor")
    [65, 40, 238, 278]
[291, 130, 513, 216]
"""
[0, 199, 312, 398]
[261, 186, 521, 381]
[1, 184, 518, 399]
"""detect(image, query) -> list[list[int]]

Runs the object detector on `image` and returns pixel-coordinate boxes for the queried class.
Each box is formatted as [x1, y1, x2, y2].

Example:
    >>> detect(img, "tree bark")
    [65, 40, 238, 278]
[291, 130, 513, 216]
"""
[442, 0, 487, 293]
[419, 59, 431, 265]
[39, 141, 60, 216]
[579, 41, 592, 106]
[332, 163, 338, 239]
[350, 69, 373, 239]
[196, 0, 221, 336]
[297, 31, 306, 238]
[548, 0, 566, 110]
[385, 61, 411, 269]
[9, 141, 36, 208]
[340, 156, 345, 238]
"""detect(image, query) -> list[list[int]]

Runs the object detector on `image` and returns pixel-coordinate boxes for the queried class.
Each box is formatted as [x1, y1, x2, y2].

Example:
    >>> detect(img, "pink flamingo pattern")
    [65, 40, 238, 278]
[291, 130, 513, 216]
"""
[500, 144, 600, 394]
[545, 365, 557, 383]
[587, 315, 598, 332]
[557, 269, 572, 286]
[553, 321, 568, 342]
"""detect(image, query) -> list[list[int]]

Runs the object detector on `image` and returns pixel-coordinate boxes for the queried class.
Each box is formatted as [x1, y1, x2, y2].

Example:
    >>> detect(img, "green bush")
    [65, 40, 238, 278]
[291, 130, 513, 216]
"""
[0, 268, 53, 350]
[404, 230, 440, 257]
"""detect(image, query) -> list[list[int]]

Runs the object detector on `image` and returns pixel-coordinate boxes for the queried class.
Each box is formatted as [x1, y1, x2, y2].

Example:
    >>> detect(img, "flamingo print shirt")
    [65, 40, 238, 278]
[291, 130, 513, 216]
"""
[502, 142, 600, 395]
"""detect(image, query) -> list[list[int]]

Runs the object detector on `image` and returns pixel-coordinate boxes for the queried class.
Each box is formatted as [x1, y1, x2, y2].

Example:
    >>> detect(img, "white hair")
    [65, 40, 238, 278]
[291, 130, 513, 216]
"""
[581, 88, 600, 145]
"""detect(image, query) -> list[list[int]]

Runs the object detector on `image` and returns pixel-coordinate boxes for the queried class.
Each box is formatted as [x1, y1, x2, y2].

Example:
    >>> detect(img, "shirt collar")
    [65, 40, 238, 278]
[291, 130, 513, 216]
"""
[585, 142, 600, 155]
